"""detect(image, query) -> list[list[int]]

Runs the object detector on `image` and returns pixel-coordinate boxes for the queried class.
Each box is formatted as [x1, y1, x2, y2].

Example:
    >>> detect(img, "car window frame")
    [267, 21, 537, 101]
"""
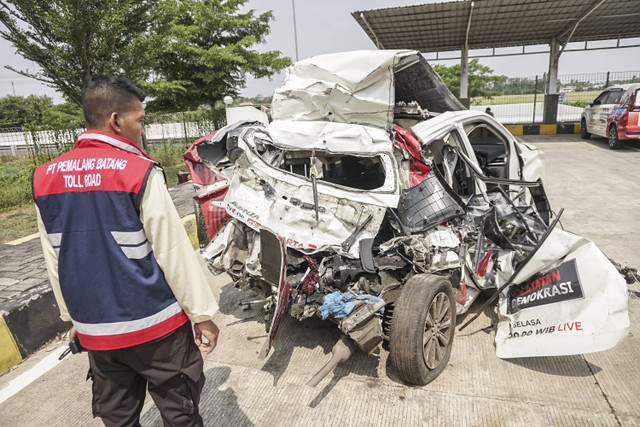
[593, 90, 609, 106]
[604, 89, 624, 105]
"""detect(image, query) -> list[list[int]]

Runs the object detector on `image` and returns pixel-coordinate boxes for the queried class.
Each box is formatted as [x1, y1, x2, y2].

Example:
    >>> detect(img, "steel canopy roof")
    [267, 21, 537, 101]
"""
[352, 0, 640, 53]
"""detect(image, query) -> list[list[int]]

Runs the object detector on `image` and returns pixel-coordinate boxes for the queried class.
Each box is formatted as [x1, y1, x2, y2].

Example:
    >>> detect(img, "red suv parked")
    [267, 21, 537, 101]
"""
[581, 83, 640, 149]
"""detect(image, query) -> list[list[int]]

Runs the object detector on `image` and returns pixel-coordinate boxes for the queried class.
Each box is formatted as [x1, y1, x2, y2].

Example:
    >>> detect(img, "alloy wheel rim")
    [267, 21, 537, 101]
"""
[609, 127, 616, 147]
[422, 291, 452, 370]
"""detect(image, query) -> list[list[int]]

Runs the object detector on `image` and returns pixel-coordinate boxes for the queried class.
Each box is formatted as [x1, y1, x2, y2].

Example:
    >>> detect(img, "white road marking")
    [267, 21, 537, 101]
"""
[0, 344, 68, 405]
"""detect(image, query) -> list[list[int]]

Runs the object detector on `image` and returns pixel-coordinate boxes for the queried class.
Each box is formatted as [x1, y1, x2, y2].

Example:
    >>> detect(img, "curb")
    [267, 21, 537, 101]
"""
[181, 214, 199, 250]
[0, 283, 70, 374]
[504, 123, 579, 136]
[0, 214, 200, 376]
[4, 233, 39, 246]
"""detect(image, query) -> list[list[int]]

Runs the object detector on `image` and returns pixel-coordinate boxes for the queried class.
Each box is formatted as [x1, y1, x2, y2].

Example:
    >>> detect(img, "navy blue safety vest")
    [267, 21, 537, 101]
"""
[33, 131, 188, 350]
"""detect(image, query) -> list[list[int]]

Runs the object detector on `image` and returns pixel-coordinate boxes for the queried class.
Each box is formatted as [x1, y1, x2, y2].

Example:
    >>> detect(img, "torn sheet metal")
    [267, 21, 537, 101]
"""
[241, 123, 400, 202]
[225, 153, 388, 257]
[258, 229, 288, 359]
[495, 228, 629, 358]
[267, 119, 394, 155]
[184, 121, 266, 243]
[515, 140, 545, 183]
[226, 106, 269, 127]
[271, 50, 462, 131]
[393, 125, 430, 187]
[185, 49, 630, 386]
[396, 168, 466, 234]
[271, 50, 413, 130]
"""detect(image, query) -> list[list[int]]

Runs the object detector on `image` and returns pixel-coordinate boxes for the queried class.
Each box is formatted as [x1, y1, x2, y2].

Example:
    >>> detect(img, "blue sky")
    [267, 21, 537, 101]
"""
[1, 0, 638, 103]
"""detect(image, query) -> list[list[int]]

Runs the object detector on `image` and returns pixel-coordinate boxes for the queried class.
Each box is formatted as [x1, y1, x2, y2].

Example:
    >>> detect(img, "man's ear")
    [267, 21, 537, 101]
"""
[109, 112, 121, 134]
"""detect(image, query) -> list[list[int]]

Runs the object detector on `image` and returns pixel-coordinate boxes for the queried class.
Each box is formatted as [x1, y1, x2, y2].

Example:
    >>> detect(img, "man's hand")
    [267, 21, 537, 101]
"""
[69, 326, 77, 341]
[194, 320, 219, 354]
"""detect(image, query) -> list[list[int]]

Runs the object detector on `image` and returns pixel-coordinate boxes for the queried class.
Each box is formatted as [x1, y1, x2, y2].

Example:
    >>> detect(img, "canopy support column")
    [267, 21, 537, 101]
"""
[460, 44, 470, 108]
[543, 37, 560, 124]
[459, 1, 474, 108]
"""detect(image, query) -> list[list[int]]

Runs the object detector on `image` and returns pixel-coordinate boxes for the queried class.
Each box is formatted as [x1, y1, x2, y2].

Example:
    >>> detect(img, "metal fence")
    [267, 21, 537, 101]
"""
[144, 109, 226, 145]
[0, 108, 226, 156]
[471, 70, 640, 124]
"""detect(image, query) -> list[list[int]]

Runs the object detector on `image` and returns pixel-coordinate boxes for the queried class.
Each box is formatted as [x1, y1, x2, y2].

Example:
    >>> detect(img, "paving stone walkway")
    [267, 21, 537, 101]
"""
[0, 239, 49, 304]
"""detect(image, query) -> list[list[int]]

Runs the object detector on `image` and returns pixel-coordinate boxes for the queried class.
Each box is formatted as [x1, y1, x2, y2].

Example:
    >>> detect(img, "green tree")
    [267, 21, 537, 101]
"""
[0, 0, 157, 105]
[0, 95, 84, 129]
[0, 95, 52, 129]
[143, 0, 290, 112]
[41, 102, 84, 129]
[0, 0, 289, 112]
[433, 59, 507, 99]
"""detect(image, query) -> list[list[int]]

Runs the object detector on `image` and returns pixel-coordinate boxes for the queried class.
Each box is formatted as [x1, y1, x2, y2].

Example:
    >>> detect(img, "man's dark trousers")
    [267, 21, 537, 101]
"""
[87, 322, 205, 426]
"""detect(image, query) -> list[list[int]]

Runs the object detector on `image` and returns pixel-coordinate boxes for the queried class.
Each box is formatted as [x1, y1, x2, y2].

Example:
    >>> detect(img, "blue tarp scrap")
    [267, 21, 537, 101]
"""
[319, 291, 385, 320]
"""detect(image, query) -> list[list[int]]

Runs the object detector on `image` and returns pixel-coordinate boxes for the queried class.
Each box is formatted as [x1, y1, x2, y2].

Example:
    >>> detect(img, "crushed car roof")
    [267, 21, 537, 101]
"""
[270, 49, 464, 132]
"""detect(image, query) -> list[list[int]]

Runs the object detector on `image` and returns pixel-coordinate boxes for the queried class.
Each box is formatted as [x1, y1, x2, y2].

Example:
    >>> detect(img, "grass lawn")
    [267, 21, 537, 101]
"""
[0, 204, 39, 244]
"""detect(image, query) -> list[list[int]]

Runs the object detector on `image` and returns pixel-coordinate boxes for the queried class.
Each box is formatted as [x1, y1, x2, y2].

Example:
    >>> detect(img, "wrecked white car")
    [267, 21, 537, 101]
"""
[184, 50, 629, 386]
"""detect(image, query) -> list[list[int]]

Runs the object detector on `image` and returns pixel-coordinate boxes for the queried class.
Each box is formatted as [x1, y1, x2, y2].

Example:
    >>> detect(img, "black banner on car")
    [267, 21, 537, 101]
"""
[507, 259, 584, 314]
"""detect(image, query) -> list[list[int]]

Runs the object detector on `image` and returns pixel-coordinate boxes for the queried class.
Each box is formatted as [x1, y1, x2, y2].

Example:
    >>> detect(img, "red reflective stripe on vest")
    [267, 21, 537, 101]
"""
[76, 311, 189, 351]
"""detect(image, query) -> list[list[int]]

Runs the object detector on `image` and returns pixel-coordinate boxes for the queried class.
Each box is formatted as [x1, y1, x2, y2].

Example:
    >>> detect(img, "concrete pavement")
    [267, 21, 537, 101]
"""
[0, 134, 639, 426]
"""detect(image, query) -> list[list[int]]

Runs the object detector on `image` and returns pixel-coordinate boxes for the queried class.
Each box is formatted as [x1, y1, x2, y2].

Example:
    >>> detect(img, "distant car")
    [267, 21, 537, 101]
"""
[580, 83, 640, 149]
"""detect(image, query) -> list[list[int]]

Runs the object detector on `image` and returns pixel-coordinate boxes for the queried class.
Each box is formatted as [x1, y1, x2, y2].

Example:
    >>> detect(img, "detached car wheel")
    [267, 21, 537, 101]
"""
[608, 125, 623, 149]
[390, 274, 456, 385]
[580, 119, 591, 139]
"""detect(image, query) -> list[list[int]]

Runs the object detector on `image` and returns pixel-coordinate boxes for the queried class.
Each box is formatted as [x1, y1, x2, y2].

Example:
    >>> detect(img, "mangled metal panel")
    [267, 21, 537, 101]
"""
[396, 167, 466, 234]
[515, 140, 545, 183]
[393, 125, 430, 187]
[183, 121, 266, 243]
[241, 122, 400, 204]
[271, 50, 412, 129]
[267, 120, 394, 155]
[226, 106, 269, 127]
[224, 147, 392, 257]
[271, 50, 463, 131]
[496, 228, 629, 358]
[394, 55, 465, 114]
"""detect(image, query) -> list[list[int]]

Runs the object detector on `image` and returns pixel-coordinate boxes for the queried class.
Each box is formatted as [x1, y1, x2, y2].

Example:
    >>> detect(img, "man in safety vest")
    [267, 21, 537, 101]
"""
[33, 75, 219, 426]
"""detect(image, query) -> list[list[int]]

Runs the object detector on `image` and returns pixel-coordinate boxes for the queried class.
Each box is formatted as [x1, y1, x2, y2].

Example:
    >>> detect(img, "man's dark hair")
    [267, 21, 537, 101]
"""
[82, 76, 146, 128]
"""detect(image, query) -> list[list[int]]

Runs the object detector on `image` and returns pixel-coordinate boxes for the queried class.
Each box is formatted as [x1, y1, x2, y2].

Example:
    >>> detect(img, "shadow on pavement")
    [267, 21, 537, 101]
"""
[217, 282, 267, 327]
[308, 345, 385, 408]
[140, 366, 254, 427]
[504, 355, 601, 377]
[260, 317, 338, 387]
[580, 136, 640, 152]
[258, 314, 382, 406]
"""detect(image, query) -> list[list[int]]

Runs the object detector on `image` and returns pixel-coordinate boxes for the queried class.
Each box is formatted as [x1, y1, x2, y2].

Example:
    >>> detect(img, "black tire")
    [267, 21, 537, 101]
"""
[580, 119, 591, 139]
[608, 125, 623, 149]
[389, 274, 456, 386]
